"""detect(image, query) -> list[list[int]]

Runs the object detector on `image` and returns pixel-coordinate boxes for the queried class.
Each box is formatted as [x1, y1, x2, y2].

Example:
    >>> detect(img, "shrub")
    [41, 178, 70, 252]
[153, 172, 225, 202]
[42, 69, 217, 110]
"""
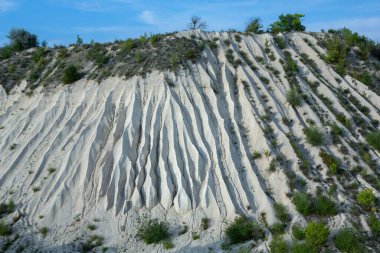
[274, 36, 286, 49]
[286, 89, 302, 107]
[192, 232, 200, 240]
[290, 242, 316, 253]
[7, 28, 38, 51]
[313, 195, 337, 216]
[366, 131, 380, 151]
[319, 150, 339, 174]
[122, 39, 135, 52]
[225, 216, 264, 244]
[82, 235, 104, 251]
[292, 223, 305, 240]
[62, 65, 80, 84]
[163, 240, 174, 249]
[293, 192, 312, 216]
[185, 49, 198, 60]
[87, 46, 109, 66]
[201, 217, 210, 230]
[269, 236, 288, 253]
[0, 221, 11, 236]
[40, 227, 48, 237]
[334, 228, 364, 253]
[274, 203, 291, 223]
[303, 127, 324, 146]
[0, 199, 16, 215]
[270, 14, 306, 33]
[270, 222, 286, 235]
[245, 17, 263, 34]
[136, 218, 169, 244]
[304, 222, 329, 247]
[369, 215, 380, 238]
[0, 45, 13, 60]
[356, 188, 375, 208]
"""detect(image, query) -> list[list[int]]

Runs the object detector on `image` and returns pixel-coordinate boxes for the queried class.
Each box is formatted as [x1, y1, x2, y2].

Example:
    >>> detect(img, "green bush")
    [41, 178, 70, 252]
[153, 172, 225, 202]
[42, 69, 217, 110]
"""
[136, 218, 169, 244]
[319, 150, 340, 174]
[313, 195, 337, 216]
[366, 131, 380, 151]
[0, 199, 15, 215]
[225, 216, 264, 244]
[369, 215, 380, 238]
[245, 17, 263, 34]
[8, 28, 38, 51]
[356, 188, 376, 208]
[293, 192, 312, 216]
[0, 45, 13, 60]
[333, 228, 364, 253]
[122, 39, 136, 52]
[303, 127, 324, 146]
[304, 222, 329, 247]
[274, 36, 286, 49]
[286, 89, 302, 107]
[163, 240, 174, 249]
[292, 223, 305, 240]
[274, 203, 291, 223]
[0, 221, 11, 236]
[270, 14, 306, 33]
[201, 217, 210, 230]
[270, 222, 286, 236]
[290, 242, 316, 253]
[62, 65, 80, 84]
[87, 46, 109, 66]
[269, 236, 288, 253]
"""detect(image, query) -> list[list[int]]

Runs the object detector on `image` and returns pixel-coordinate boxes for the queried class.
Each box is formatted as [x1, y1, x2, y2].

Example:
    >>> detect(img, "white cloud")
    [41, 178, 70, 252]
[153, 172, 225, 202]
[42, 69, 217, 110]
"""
[0, 0, 17, 12]
[139, 10, 155, 25]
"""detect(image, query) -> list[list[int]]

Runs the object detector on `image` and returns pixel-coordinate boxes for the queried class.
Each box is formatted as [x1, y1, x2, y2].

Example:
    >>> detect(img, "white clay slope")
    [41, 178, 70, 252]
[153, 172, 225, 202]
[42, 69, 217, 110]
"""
[0, 31, 379, 252]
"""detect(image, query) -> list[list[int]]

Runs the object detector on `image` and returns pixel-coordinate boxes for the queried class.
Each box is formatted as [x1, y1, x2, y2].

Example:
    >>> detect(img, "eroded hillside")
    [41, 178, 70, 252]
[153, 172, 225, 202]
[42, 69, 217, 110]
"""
[0, 30, 380, 252]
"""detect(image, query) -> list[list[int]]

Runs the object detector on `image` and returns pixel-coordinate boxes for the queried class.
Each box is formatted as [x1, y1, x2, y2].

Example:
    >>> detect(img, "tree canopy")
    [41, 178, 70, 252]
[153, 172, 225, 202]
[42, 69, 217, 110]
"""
[270, 14, 305, 33]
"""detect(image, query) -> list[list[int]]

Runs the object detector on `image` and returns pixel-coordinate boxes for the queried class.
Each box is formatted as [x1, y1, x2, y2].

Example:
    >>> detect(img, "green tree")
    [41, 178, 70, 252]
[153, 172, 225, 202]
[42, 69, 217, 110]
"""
[245, 17, 263, 34]
[270, 14, 306, 34]
[7, 28, 38, 51]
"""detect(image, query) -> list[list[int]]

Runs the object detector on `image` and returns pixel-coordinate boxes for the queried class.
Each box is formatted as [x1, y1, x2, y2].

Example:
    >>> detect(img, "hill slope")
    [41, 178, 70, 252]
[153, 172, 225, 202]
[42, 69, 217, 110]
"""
[0, 31, 380, 252]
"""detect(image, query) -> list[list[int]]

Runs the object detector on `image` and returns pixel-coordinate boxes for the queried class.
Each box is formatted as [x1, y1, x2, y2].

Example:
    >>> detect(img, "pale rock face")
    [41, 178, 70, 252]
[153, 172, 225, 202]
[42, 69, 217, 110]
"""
[0, 31, 379, 252]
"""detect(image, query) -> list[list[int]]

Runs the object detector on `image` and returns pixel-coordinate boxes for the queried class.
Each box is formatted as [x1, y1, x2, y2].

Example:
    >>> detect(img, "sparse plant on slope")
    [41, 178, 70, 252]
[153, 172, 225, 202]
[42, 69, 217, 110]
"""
[369, 215, 380, 238]
[274, 36, 286, 49]
[303, 127, 324, 146]
[62, 65, 80, 84]
[292, 223, 305, 240]
[0, 221, 12, 236]
[225, 216, 264, 244]
[366, 131, 380, 152]
[270, 14, 306, 34]
[356, 188, 376, 209]
[245, 17, 263, 34]
[333, 228, 364, 253]
[136, 218, 169, 244]
[293, 192, 312, 216]
[286, 88, 302, 107]
[269, 236, 288, 253]
[290, 242, 316, 253]
[274, 203, 291, 223]
[314, 194, 337, 216]
[304, 222, 329, 247]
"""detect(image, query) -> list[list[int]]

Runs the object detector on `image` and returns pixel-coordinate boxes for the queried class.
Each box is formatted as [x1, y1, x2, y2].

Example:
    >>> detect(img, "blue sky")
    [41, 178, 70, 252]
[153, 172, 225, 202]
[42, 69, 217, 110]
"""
[1, 0, 380, 46]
